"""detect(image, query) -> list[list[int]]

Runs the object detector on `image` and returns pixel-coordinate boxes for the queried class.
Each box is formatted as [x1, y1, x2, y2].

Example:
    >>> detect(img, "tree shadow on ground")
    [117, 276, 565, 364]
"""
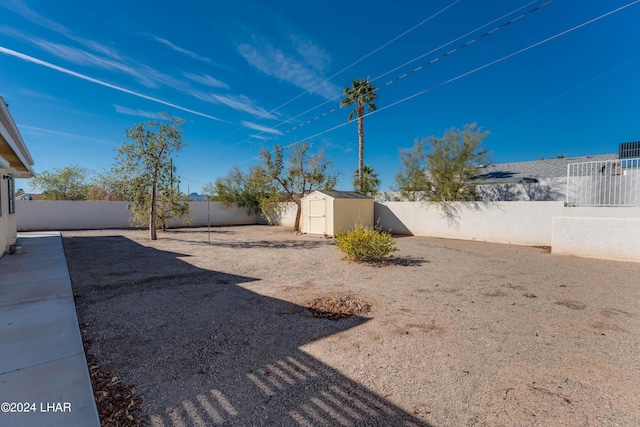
[387, 256, 429, 267]
[164, 228, 236, 235]
[63, 236, 430, 426]
[159, 237, 330, 250]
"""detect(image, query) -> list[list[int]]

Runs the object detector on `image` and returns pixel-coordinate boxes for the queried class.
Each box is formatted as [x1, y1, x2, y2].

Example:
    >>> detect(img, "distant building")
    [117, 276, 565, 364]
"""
[0, 97, 35, 255]
[475, 154, 618, 201]
[380, 149, 635, 203]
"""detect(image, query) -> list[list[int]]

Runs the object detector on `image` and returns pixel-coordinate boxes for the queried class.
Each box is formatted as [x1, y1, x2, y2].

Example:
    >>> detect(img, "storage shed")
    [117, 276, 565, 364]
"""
[300, 190, 374, 236]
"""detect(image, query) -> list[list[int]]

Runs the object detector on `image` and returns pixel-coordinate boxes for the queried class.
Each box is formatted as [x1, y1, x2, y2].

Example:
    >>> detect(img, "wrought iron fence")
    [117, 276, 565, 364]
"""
[566, 158, 640, 206]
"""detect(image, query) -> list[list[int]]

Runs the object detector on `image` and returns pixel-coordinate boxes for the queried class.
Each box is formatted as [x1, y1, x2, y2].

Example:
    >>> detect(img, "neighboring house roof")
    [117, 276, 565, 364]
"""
[306, 190, 373, 200]
[0, 96, 35, 178]
[476, 154, 618, 184]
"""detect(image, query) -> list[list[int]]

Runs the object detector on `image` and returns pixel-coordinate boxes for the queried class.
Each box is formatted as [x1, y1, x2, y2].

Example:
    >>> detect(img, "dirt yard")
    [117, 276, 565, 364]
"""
[62, 225, 640, 426]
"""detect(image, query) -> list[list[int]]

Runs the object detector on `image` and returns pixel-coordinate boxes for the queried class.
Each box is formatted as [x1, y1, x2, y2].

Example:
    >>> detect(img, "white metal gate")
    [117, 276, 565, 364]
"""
[566, 158, 640, 206]
[307, 197, 326, 234]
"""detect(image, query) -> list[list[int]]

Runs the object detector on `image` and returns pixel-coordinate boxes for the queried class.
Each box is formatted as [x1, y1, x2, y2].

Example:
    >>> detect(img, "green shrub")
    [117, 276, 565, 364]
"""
[334, 224, 398, 263]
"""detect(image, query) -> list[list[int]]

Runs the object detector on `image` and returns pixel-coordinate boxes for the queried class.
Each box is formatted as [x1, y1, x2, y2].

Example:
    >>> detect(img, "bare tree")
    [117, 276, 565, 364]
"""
[261, 142, 338, 231]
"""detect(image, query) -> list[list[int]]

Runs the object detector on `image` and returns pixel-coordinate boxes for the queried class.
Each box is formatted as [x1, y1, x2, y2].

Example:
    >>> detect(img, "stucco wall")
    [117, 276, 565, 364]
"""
[0, 169, 17, 254]
[16, 201, 265, 231]
[14, 200, 639, 262]
[375, 201, 567, 246]
[552, 217, 640, 263]
[375, 201, 640, 261]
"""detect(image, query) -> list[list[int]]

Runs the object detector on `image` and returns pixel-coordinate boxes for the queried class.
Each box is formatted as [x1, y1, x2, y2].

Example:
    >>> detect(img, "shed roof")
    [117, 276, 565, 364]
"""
[476, 154, 618, 184]
[306, 190, 373, 200]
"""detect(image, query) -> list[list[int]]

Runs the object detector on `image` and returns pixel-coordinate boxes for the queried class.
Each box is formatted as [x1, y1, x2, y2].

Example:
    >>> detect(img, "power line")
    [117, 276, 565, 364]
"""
[276, 0, 553, 134]
[193, 1, 463, 162]
[271, 0, 546, 133]
[177, 0, 639, 188]
[373, 0, 551, 87]
[263, 0, 462, 114]
[291, 0, 640, 145]
[182, 0, 552, 174]
[185, 0, 640, 188]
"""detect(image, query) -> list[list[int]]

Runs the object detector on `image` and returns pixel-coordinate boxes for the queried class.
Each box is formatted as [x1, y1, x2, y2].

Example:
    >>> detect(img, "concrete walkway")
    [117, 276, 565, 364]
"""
[0, 232, 100, 427]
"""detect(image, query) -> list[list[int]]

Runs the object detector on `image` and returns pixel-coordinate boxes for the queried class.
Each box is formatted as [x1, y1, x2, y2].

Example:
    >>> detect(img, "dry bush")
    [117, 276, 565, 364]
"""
[307, 295, 371, 320]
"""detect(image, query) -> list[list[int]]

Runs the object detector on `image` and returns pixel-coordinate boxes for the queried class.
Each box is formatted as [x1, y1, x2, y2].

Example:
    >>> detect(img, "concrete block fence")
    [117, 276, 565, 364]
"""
[16, 200, 640, 262]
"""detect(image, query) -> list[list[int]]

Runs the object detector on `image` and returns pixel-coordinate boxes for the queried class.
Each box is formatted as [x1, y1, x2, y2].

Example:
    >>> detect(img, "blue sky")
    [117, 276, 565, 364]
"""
[1, 0, 639, 193]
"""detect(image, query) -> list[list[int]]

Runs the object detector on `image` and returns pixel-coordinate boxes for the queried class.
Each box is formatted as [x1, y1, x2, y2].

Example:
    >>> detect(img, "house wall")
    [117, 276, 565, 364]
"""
[0, 168, 18, 254]
[477, 177, 566, 201]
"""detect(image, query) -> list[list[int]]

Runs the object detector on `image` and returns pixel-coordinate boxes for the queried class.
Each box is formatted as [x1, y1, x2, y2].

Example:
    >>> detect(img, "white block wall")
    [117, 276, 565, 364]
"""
[375, 201, 566, 246]
[552, 217, 640, 263]
[375, 201, 640, 262]
[14, 200, 639, 262]
[16, 201, 262, 230]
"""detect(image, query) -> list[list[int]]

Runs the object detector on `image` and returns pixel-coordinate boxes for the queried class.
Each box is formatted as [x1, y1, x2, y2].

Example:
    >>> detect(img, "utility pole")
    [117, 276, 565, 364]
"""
[207, 194, 211, 244]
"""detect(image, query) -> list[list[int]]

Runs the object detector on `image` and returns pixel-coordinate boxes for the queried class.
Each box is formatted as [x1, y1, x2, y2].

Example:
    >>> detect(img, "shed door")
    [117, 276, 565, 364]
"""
[307, 197, 326, 235]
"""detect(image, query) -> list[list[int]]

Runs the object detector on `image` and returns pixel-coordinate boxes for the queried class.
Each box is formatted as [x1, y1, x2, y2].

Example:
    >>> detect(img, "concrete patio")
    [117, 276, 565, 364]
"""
[0, 232, 99, 427]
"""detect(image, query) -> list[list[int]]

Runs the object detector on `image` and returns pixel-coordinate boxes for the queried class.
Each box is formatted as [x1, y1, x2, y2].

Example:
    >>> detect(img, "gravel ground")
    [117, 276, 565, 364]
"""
[62, 225, 640, 426]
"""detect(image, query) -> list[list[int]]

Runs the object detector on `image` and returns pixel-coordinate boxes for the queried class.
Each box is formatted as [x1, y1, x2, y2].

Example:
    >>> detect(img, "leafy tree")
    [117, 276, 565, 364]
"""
[353, 165, 380, 196]
[86, 170, 131, 201]
[341, 78, 377, 192]
[425, 123, 490, 202]
[155, 184, 191, 231]
[203, 165, 271, 216]
[114, 114, 189, 240]
[261, 142, 338, 231]
[29, 165, 90, 200]
[394, 139, 430, 201]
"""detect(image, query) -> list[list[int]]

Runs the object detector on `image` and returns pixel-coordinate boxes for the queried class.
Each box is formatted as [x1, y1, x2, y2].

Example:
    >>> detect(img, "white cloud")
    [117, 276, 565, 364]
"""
[183, 72, 229, 89]
[241, 121, 283, 135]
[290, 35, 331, 72]
[1, 26, 169, 88]
[146, 34, 212, 64]
[32, 38, 160, 87]
[0, 45, 228, 122]
[113, 105, 164, 119]
[237, 35, 340, 100]
[17, 87, 61, 103]
[6, 28, 203, 92]
[19, 124, 118, 146]
[213, 94, 276, 119]
[192, 93, 276, 120]
[0, 0, 71, 36]
[0, 0, 122, 60]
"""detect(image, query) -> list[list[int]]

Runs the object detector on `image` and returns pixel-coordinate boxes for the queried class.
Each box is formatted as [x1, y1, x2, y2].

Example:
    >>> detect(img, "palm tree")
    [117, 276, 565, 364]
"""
[353, 165, 380, 196]
[341, 78, 377, 191]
